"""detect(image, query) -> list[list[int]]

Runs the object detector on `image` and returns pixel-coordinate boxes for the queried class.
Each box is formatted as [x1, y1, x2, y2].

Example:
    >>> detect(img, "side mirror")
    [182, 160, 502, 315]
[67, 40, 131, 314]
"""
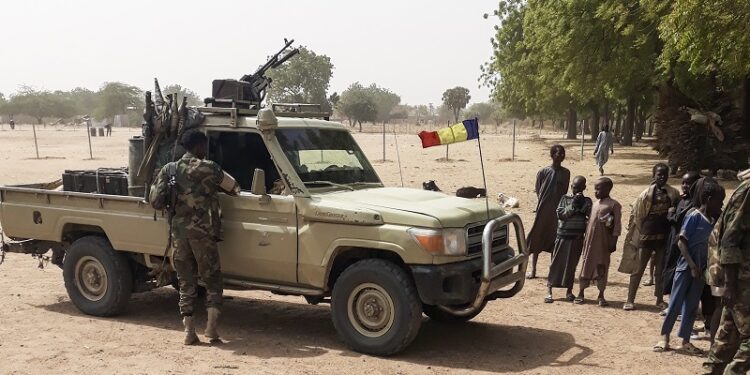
[251, 168, 267, 196]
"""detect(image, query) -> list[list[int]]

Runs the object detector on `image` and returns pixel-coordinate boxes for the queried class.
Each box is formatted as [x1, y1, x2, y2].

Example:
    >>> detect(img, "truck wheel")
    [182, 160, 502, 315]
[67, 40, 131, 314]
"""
[63, 236, 132, 317]
[423, 301, 487, 323]
[331, 259, 422, 356]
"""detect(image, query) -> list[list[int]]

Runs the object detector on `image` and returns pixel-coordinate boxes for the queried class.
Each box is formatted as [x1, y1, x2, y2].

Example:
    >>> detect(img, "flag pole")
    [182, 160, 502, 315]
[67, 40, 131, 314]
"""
[475, 117, 490, 221]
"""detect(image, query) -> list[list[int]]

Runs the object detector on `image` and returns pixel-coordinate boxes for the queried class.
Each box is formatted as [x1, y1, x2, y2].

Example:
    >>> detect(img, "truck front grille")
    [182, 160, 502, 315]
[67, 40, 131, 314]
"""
[467, 223, 508, 255]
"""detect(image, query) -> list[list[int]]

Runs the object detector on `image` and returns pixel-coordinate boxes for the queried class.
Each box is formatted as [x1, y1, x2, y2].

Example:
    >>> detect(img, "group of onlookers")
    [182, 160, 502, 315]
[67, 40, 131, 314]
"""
[525, 142, 750, 374]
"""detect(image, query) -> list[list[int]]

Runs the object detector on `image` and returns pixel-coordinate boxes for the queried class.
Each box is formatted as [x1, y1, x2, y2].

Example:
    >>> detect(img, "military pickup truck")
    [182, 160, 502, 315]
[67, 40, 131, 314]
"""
[0, 106, 528, 355]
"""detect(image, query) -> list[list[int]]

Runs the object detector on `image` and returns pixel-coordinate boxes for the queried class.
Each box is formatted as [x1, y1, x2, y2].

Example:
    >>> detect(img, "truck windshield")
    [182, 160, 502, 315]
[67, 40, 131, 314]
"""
[276, 128, 381, 189]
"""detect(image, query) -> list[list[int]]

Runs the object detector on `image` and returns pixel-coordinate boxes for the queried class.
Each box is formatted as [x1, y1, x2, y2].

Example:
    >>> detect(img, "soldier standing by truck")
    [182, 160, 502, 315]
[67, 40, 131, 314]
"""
[704, 171, 750, 374]
[152, 129, 238, 345]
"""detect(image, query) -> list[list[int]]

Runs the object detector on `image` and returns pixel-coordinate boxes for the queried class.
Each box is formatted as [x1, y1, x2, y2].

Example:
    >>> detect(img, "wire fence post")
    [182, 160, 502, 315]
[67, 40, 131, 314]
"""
[382, 122, 386, 161]
[580, 120, 585, 160]
[32, 123, 40, 159]
[445, 120, 450, 160]
[86, 119, 93, 159]
[512, 119, 516, 161]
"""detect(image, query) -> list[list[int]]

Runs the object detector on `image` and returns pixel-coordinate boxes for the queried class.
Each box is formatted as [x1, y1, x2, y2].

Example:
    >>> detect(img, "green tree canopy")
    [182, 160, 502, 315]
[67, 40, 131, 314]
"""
[0, 92, 6, 116]
[655, 0, 750, 79]
[67, 87, 98, 115]
[413, 104, 430, 122]
[337, 82, 377, 130]
[163, 84, 203, 107]
[5, 87, 77, 124]
[328, 92, 340, 109]
[441, 87, 471, 123]
[484, 0, 668, 142]
[266, 46, 334, 110]
[464, 102, 497, 125]
[95, 82, 142, 121]
[367, 84, 401, 124]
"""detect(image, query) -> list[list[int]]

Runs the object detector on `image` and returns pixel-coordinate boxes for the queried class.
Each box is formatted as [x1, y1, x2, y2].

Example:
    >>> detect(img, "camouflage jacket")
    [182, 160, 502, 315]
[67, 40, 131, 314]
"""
[155, 152, 225, 240]
[708, 180, 750, 285]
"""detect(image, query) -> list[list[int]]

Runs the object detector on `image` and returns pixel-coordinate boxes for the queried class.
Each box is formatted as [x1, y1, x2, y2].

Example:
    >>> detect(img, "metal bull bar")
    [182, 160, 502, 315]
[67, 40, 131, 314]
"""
[438, 213, 528, 316]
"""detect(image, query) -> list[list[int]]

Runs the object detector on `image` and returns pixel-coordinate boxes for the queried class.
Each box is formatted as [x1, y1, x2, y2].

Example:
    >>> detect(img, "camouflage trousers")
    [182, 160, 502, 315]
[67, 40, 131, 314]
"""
[704, 298, 750, 375]
[173, 235, 223, 316]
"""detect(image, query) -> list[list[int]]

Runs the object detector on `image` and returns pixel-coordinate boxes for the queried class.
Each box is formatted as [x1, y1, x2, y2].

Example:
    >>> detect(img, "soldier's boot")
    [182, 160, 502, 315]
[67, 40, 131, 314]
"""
[183, 316, 200, 345]
[205, 307, 222, 344]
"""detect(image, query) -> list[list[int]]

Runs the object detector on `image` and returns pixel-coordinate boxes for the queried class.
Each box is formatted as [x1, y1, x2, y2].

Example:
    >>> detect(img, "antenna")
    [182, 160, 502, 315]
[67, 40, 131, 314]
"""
[393, 126, 405, 187]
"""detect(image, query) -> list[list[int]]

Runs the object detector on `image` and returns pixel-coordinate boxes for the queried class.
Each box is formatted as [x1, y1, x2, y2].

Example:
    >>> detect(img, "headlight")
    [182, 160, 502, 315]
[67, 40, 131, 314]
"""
[407, 228, 467, 256]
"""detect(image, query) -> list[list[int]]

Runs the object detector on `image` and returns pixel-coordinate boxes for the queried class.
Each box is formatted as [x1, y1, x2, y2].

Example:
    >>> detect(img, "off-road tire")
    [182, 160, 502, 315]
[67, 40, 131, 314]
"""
[423, 301, 487, 323]
[63, 236, 132, 316]
[331, 259, 422, 356]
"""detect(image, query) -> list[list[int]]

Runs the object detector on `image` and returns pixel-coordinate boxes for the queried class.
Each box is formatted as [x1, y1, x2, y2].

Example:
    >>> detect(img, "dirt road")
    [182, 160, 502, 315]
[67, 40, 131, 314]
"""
[0, 125, 738, 374]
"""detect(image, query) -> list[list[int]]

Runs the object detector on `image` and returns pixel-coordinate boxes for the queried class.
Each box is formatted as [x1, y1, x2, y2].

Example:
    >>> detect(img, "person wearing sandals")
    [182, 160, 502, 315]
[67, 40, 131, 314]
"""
[526, 145, 571, 279]
[704, 170, 750, 374]
[620, 163, 680, 311]
[662, 172, 701, 298]
[654, 181, 724, 355]
[576, 177, 621, 307]
[545, 176, 592, 303]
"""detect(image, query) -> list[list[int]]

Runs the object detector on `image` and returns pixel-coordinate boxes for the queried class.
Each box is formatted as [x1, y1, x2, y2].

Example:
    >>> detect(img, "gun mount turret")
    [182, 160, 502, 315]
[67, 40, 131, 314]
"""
[205, 38, 299, 110]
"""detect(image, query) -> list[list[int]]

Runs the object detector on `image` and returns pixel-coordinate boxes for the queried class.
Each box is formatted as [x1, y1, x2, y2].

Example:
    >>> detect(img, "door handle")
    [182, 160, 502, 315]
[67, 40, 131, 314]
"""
[258, 216, 289, 224]
[259, 232, 270, 246]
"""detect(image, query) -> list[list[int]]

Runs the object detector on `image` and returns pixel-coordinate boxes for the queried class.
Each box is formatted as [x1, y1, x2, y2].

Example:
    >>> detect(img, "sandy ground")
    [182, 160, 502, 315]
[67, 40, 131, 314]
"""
[0, 124, 741, 374]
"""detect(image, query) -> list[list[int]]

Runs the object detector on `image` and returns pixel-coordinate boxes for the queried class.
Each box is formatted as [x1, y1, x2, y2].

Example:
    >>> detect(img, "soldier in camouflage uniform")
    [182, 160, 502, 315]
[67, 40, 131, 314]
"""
[704, 176, 750, 374]
[153, 129, 237, 345]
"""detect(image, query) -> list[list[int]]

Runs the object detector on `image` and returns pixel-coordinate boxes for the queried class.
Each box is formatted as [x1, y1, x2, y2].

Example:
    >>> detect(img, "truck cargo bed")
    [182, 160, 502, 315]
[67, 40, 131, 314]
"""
[0, 185, 167, 256]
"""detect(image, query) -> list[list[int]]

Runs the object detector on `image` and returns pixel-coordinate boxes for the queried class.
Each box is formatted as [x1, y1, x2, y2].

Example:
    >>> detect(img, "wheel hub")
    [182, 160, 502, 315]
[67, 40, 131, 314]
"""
[74, 256, 108, 301]
[347, 283, 395, 338]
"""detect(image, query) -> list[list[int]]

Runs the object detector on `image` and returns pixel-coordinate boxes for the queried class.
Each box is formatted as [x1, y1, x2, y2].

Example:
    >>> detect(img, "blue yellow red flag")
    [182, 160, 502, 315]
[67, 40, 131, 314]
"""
[418, 118, 479, 148]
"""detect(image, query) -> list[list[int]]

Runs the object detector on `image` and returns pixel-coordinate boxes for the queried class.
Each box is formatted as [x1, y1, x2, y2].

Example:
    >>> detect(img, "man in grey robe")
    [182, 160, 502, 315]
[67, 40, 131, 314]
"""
[594, 126, 615, 176]
[527, 144, 570, 279]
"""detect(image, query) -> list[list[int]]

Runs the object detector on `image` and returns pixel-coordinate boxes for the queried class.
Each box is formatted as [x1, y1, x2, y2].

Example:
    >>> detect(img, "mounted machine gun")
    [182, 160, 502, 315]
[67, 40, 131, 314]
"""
[207, 38, 300, 109]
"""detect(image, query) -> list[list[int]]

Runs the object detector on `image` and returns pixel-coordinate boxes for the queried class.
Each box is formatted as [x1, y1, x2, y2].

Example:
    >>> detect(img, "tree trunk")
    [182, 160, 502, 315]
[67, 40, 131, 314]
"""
[358, 120, 363, 132]
[583, 117, 590, 135]
[637, 114, 646, 140]
[743, 75, 750, 138]
[532, 119, 536, 129]
[566, 106, 577, 140]
[614, 105, 623, 142]
[36, 117, 43, 125]
[603, 100, 610, 132]
[622, 96, 636, 146]
[590, 102, 600, 140]
[634, 105, 643, 141]
[648, 119, 654, 137]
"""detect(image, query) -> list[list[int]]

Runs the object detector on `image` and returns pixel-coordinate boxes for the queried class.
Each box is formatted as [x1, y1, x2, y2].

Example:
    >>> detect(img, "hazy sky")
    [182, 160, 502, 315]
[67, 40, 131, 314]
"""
[1, 1, 497, 106]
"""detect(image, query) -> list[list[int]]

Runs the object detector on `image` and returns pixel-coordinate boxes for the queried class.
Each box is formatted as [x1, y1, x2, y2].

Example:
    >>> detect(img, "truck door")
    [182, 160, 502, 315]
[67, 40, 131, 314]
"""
[208, 130, 297, 284]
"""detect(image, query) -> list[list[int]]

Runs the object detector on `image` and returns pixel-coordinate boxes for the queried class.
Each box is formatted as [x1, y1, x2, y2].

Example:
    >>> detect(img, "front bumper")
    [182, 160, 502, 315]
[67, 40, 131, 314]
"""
[411, 213, 528, 309]
[411, 248, 518, 305]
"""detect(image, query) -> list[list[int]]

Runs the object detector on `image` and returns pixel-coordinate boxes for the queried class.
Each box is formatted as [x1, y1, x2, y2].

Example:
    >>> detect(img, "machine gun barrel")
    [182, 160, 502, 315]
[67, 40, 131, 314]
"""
[240, 38, 296, 82]
[272, 48, 299, 68]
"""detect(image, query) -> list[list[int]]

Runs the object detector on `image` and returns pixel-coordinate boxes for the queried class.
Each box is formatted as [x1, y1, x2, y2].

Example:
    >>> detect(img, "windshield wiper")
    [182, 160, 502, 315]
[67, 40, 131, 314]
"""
[303, 181, 355, 191]
[347, 182, 383, 188]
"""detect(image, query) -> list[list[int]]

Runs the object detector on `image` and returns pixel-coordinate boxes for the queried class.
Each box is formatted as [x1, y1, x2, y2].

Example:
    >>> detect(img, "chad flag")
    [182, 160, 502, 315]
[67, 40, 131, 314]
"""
[418, 118, 479, 148]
